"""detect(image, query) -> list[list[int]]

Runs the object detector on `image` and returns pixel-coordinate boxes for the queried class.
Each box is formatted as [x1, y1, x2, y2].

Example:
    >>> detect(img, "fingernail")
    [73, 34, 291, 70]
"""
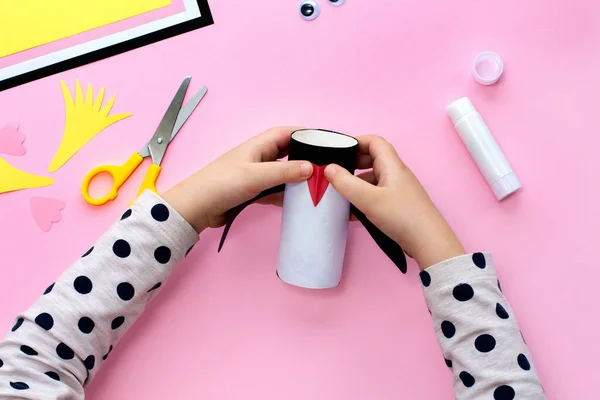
[300, 162, 312, 177]
[325, 165, 337, 179]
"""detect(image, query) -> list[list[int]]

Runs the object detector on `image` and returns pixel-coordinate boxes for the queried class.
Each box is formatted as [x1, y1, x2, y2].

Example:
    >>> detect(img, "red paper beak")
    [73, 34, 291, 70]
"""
[307, 164, 330, 206]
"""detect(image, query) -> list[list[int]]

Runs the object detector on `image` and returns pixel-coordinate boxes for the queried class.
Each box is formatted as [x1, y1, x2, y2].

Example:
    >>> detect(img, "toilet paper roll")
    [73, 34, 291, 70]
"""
[275, 129, 356, 288]
[218, 129, 408, 288]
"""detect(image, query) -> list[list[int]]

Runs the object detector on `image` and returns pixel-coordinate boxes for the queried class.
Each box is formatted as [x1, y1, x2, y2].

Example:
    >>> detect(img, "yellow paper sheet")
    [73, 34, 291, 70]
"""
[0, 157, 53, 194]
[0, 0, 171, 58]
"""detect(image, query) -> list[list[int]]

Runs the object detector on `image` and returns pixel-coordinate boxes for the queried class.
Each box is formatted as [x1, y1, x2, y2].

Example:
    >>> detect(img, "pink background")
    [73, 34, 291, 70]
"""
[0, 0, 597, 398]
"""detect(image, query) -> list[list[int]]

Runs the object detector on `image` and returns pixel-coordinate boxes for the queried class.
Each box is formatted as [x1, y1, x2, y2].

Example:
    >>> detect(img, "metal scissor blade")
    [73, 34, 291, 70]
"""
[139, 85, 207, 158]
[170, 85, 207, 142]
[146, 76, 191, 165]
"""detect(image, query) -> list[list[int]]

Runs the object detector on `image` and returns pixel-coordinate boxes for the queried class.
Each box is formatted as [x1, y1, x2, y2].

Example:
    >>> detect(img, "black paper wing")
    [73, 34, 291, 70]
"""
[350, 205, 407, 273]
[217, 184, 286, 252]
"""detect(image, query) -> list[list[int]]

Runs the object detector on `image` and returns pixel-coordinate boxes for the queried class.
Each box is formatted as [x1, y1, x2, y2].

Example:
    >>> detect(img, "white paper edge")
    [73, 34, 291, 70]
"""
[0, 0, 202, 81]
[292, 129, 358, 148]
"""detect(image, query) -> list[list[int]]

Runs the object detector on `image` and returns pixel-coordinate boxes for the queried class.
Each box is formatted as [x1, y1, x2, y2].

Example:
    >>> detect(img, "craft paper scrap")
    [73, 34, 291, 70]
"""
[0, 123, 26, 156]
[48, 80, 132, 172]
[0, 156, 53, 194]
[0, 0, 171, 58]
[30, 197, 66, 232]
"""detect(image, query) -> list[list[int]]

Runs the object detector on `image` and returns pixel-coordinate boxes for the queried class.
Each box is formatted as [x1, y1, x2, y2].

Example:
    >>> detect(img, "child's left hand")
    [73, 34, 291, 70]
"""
[162, 126, 313, 232]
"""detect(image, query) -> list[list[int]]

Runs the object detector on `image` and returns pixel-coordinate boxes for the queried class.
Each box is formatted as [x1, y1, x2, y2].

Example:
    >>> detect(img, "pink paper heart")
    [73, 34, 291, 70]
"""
[30, 197, 66, 232]
[0, 123, 26, 156]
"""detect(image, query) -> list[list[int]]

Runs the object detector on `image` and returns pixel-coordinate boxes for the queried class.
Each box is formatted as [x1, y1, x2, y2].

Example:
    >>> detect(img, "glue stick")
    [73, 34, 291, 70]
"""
[447, 97, 521, 200]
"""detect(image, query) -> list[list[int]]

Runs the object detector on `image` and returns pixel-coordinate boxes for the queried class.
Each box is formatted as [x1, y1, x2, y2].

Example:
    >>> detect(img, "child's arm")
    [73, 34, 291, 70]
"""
[324, 136, 546, 399]
[0, 127, 313, 398]
[0, 192, 198, 398]
[421, 253, 545, 399]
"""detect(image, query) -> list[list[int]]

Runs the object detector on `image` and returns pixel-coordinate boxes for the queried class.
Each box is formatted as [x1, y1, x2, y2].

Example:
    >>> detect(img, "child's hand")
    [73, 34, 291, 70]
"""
[163, 127, 313, 232]
[324, 135, 465, 269]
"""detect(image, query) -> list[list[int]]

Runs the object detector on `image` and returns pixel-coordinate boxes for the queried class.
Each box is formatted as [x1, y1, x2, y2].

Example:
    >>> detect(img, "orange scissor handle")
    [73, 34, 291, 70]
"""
[82, 153, 144, 206]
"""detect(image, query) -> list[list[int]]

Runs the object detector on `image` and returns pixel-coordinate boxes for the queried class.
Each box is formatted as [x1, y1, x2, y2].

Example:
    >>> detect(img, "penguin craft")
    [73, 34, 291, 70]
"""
[219, 129, 407, 289]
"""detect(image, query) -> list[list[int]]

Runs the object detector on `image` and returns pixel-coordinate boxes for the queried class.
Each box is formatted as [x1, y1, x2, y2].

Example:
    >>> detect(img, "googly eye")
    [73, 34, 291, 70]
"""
[299, 1, 320, 21]
[328, 0, 346, 6]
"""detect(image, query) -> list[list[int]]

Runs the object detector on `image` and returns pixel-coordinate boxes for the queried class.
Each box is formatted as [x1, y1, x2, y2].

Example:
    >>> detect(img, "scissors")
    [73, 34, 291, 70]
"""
[82, 77, 207, 206]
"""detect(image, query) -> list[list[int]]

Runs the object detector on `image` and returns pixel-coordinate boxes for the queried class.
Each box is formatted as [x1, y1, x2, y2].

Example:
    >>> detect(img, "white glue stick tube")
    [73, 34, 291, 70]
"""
[447, 97, 522, 200]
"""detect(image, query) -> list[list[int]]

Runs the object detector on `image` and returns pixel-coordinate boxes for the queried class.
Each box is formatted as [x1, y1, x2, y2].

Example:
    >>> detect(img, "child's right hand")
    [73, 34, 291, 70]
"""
[324, 135, 465, 270]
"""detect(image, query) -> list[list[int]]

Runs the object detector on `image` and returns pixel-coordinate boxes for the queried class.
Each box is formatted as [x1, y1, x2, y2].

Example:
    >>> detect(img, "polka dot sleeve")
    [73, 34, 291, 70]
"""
[420, 253, 546, 400]
[0, 191, 198, 398]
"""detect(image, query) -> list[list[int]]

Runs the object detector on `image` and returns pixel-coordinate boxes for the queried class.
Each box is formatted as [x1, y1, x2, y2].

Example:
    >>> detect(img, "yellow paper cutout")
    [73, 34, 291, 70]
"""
[48, 80, 132, 172]
[0, 157, 53, 194]
[0, 0, 171, 57]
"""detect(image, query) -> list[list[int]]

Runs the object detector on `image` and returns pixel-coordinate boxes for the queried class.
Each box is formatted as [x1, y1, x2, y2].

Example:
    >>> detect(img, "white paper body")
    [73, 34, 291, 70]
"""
[277, 181, 350, 289]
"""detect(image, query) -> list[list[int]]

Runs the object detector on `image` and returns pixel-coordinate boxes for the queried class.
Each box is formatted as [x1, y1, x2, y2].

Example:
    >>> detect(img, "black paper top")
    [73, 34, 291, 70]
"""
[289, 129, 358, 172]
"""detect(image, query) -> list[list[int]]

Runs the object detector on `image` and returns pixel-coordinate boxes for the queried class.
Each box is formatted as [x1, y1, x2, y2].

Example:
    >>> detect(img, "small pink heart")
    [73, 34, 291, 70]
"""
[30, 197, 66, 232]
[0, 123, 26, 156]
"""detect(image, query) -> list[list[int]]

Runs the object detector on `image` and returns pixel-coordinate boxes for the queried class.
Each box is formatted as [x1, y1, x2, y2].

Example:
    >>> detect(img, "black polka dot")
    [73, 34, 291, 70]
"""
[496, 303, 509, 319]
[112, 239, 131, 258]
[56, 343, 74, 360]
[103, 345, 113, 361]
[151, 204, 169, 222]
[10, 381, 29, 390]
[0, 358, 3, 368]
[444, 358, 452, 368]
[459, 371, 475, 387]
[78, 317, 95, 334]
[117, 282, 135, 301]
[498, 279, 502, 292]
[84, 355, 95, 370]
[148, 282, 162, 292]
[120, 209, 132, 220]
[474, 334, 496, 353]
[35, 313, 54, 331]
[494, 385, 515, 400]
[111, 316, 125, 329]
[74, 275, 93, 294]
[419, 271, 431, 287]
[11, 318, 24, 332]
[45, 371, 60, 381]
[472, 252, 486, 268]
[20, 345, 38, 356]
[452, 283, 474, 301]
[520, 331, 527, 344]
[43, 283, 54, 295]
[154, 246, 171, 264]
[441, 321, 456, 338]
[518, 353, 531, 370]
[19, 346, 34, 356]
[82, 246, 94, 257]
[185, 245, 194, 256]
